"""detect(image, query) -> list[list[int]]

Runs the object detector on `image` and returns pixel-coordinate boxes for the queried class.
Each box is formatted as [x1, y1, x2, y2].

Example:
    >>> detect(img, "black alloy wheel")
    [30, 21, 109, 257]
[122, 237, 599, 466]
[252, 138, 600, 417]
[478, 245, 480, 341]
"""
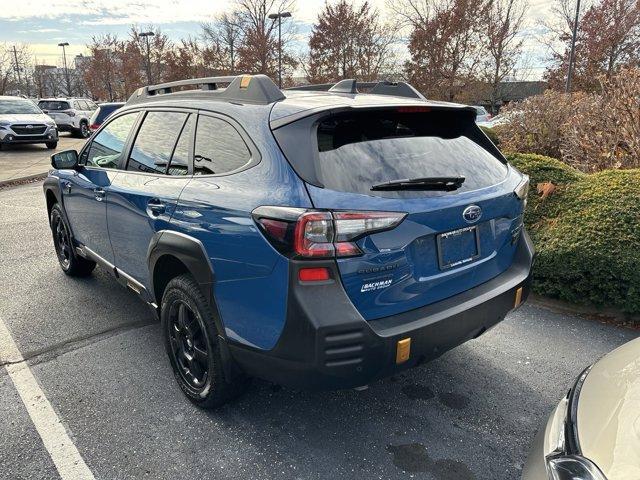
[49, 204, 96, 276]
[167, 300, 210, 391]
[161, 274, 248, 408]
[52, 211, 71, 270]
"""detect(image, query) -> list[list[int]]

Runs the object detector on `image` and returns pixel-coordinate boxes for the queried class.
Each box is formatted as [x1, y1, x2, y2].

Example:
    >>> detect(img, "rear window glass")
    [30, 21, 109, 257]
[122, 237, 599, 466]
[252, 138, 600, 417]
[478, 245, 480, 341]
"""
[315, 110, 507, 196]
[38, 101, 70, 111]
[95, 104, 122, 124]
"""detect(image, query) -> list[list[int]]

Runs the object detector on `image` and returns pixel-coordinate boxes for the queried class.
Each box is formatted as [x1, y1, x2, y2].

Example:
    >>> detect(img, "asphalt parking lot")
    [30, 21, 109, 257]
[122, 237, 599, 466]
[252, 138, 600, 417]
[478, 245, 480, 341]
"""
[0, 182, 638, 480]
[0, 133, 86, 184]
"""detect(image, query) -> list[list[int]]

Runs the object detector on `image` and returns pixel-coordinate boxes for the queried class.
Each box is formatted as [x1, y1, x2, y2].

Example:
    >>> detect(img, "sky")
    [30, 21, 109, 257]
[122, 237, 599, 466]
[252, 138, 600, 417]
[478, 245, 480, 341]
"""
[0, 0, 557, 79]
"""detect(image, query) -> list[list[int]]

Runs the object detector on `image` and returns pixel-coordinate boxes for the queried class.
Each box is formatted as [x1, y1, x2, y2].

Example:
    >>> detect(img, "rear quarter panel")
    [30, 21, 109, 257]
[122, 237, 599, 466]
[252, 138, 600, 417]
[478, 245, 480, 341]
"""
[169, 105, 312, 350]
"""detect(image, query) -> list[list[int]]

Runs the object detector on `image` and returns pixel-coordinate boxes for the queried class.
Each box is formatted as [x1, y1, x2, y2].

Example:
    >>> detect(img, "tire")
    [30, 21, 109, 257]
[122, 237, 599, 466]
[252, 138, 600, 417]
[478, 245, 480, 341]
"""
[76, 121, 90, 139]
[46, 141, 58, 150]
[50, 204, 96, 277]
[161, 274, 248, 408]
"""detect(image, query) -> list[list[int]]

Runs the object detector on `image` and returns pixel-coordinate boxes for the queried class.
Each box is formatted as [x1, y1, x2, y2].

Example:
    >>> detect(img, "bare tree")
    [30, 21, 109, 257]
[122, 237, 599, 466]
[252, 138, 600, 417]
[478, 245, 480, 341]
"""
[0, 46, 13, 95]
[130, 27, 173, 85]
[483, 0, 527, 112]
[306, 0, 398, 83]
[390, 0, 491, 101]
[201, 11, 244, 74]
[84, 35, 121, 101]
[0, 44, 33, 95]
[543, 0, 640, 91]
[234, 0, 297, 78]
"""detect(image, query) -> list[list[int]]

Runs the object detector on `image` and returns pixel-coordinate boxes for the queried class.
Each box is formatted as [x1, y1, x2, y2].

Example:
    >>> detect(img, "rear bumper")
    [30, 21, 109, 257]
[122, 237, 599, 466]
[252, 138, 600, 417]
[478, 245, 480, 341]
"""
[228, 230, 535, 390]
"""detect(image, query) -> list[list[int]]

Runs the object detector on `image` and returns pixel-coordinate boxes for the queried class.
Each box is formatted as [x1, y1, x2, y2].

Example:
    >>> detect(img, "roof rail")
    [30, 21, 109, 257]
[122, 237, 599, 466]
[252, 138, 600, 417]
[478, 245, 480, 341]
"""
[126, 74, 286, 105]
[286, 79, 426, 100]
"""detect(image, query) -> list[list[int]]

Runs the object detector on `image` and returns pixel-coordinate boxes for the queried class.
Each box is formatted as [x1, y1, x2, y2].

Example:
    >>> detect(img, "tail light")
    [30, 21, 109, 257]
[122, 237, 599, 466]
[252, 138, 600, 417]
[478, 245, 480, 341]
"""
[514, 174, 530, 207]
[90, 123, 100, 131]
[252, 206, 406, 259]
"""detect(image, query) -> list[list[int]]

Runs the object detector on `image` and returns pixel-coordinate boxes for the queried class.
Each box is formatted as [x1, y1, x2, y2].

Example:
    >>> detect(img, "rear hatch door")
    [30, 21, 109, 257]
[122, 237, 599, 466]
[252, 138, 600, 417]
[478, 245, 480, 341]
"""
[273, 105, 525, 320]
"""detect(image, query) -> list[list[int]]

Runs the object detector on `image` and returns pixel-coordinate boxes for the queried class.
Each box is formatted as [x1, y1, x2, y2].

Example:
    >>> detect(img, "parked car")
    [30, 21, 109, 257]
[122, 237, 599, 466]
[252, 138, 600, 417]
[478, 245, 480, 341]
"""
[522, 337, 640, 480]
[89, 102, 125, 132]
[38, 98, 98, 138]
[0, 95, 58, 150]
[43, 75, 533, 408]
[472, 105, 492, 123]
[477, 111, 521, 129]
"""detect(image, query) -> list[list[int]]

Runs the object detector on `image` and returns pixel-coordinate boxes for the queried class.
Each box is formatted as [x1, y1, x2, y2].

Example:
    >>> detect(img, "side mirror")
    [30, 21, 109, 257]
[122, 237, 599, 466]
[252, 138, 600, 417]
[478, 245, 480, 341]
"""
[51, 150, 79, 170]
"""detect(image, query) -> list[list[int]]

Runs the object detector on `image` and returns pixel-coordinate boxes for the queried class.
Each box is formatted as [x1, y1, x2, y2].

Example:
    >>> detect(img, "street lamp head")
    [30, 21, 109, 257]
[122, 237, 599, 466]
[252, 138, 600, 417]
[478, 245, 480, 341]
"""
[268, 11, 292, 19]
[58, 42, 69, 47]
[140, 31, 155, 37]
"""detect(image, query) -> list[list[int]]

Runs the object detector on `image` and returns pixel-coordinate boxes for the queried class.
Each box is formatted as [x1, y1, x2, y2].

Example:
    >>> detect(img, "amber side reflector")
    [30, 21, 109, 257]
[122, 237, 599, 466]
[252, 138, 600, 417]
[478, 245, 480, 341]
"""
[396, 338, 411, 364]
[514, 286, 523, 308]
[240, 76, 251, 88]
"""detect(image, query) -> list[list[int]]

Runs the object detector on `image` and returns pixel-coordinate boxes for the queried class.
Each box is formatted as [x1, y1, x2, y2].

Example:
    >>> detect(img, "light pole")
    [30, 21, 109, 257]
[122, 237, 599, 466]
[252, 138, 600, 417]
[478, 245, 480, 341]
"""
[268, 11, 291, 88]
[139, 31, 155, 84]
[58, 42, 72, 96]
[565, 0, 581, 93]
[12, 46, 22, 91]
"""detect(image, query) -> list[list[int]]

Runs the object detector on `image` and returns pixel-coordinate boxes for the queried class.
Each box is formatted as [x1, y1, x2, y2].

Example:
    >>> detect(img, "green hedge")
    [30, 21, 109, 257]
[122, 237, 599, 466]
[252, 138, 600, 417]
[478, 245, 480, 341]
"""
[507, 153, 640, 314]
[480, 126, 500, 146]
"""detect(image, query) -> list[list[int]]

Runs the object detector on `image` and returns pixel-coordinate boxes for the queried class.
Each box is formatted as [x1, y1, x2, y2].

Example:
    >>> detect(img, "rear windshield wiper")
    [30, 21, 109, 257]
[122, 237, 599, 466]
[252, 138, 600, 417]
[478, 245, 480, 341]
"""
[371, 176, 466, 191]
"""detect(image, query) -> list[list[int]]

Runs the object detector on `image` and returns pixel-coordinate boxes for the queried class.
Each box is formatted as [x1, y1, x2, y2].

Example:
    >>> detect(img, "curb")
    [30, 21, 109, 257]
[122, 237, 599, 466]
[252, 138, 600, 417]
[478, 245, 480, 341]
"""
[0, 172, 48, 190]
[528, 293, 640, 326]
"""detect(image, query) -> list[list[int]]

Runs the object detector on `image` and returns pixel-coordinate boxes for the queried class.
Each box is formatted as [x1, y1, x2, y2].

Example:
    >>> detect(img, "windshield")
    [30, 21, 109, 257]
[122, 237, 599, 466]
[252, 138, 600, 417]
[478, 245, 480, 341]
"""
[314, 110, 507, 196]
[38, 101, 70, 111]
[0, 99, 42, 115]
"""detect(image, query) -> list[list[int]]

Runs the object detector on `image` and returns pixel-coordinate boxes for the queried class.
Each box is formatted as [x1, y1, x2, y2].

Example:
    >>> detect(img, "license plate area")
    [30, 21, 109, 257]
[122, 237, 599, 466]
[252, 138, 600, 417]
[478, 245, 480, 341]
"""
[436, 226, 481, 270]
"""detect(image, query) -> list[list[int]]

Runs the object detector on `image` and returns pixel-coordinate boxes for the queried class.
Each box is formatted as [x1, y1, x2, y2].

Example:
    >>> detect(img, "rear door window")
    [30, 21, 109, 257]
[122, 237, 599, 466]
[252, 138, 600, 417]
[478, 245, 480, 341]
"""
[314, 110, 507, 196]
[193, 115, 251, 175]
[127, 111, 188, 174]
[84, 112, 139, 168]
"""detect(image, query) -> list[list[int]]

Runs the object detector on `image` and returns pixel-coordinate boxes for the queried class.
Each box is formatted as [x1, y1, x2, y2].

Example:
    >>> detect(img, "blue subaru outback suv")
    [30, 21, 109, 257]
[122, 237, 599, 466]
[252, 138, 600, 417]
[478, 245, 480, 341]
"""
[44, 75, 533, 407]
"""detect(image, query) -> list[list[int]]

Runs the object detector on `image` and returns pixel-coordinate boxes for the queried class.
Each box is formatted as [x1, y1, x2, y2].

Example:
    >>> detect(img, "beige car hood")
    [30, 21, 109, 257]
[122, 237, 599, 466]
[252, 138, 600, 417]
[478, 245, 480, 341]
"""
[577, 337, 640, 479]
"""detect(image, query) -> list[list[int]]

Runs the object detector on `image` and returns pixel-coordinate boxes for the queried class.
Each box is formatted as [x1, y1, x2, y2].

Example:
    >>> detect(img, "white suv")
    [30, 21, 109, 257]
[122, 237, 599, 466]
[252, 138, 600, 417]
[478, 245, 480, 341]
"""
[38, 98, 98, 138]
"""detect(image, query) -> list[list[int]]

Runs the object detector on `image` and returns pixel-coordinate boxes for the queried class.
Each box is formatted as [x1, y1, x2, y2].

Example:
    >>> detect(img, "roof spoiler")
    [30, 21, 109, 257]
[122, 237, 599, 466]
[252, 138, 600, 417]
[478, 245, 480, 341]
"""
[287, 79, 426, 100]
[126, 74, 286, 105]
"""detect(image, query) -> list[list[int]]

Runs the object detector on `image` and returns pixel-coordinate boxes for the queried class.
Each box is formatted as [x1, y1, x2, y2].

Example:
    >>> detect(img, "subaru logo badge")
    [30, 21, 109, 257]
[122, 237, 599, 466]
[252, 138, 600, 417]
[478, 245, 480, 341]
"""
[463, 205, 482, 223]
[26, 124, 34, 129]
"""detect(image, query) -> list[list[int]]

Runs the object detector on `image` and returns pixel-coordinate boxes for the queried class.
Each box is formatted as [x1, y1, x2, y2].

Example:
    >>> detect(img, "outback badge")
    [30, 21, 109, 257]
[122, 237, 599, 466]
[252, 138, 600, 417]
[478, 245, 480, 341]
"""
[463, 205, 482, 223]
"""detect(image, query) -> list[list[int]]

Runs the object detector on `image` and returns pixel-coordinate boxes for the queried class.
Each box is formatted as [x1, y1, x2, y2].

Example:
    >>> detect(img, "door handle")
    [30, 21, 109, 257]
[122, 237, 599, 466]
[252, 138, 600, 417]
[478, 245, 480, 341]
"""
[93, 187, 105, 202]
[147, 199, 166, 216]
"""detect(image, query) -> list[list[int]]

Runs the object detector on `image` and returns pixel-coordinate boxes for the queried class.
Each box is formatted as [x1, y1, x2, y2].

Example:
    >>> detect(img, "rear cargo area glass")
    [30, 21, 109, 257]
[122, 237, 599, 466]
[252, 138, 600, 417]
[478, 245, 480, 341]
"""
[315, 110, 507, 196]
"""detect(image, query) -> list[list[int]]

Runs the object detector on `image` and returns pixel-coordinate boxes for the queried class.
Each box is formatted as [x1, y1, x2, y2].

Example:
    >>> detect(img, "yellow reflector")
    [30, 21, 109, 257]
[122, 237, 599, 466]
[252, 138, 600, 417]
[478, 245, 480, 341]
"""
[396, 338, 411, 364]
[240, 76, 251, 88]
[514, 286, 523, 308]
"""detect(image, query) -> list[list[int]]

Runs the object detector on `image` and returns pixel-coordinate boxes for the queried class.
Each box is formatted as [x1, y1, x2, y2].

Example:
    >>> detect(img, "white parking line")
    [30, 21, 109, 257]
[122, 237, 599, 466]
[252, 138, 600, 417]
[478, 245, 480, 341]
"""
[0, 316, 95, 480]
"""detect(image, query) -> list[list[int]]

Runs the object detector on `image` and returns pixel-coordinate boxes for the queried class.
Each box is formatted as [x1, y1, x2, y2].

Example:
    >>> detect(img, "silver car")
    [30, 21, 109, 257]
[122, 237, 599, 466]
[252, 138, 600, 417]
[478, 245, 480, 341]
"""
[38, 98, 98, 139]
[522, 337, 640, 480]
[0, 96, 59, 150]
[473, 105, 492, 123]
